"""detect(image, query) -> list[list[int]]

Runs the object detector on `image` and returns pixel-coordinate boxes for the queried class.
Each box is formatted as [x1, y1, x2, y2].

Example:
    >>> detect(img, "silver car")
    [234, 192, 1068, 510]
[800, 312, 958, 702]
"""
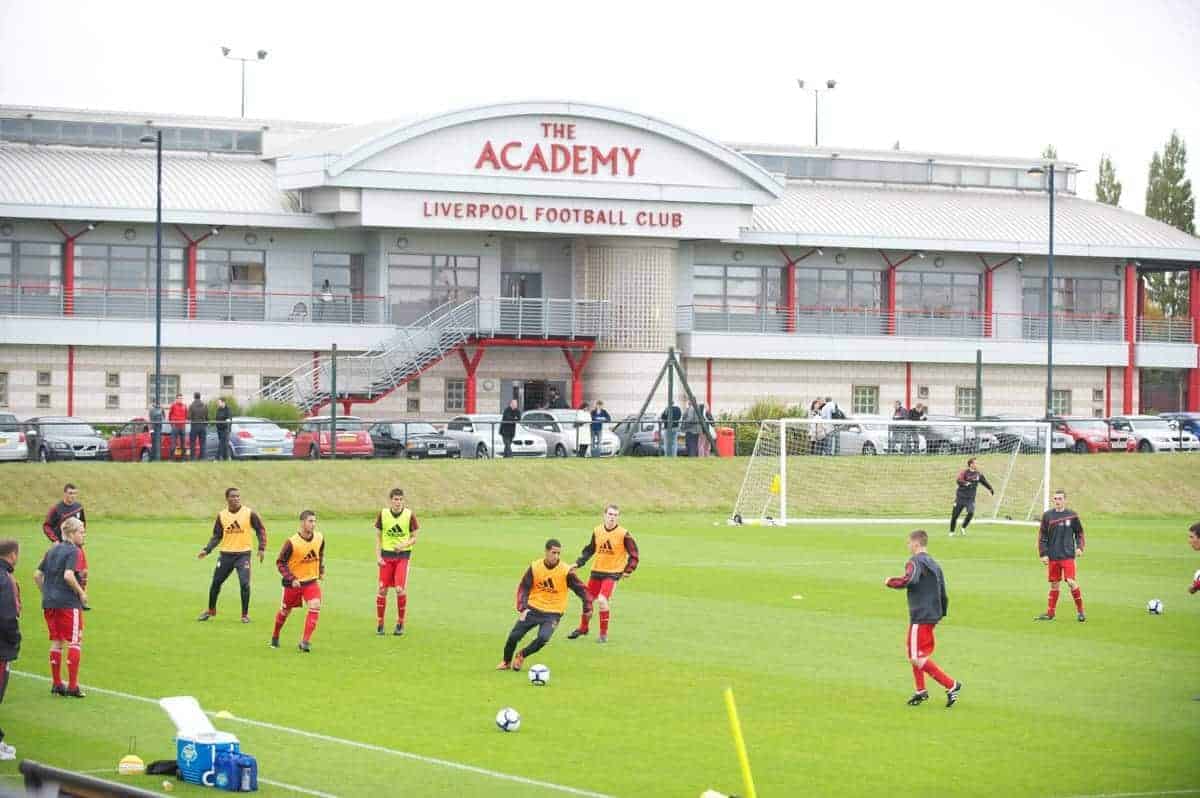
[1109, 415, 1200, 452]
[841, 416, 928, 455]
[228, 417, 294, 459]
[0, 413, 27, 462]
[443, 414, 547, 459]
[520, 409, 621, 457]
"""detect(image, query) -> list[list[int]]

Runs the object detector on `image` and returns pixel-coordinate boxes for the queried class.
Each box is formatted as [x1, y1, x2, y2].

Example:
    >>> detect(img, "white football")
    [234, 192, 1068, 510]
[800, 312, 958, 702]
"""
[528, 664, 550, 686]
[1147, 598, 1164, 615]
[495, 707, 521, 732]
[1194, 568, 1200, 583]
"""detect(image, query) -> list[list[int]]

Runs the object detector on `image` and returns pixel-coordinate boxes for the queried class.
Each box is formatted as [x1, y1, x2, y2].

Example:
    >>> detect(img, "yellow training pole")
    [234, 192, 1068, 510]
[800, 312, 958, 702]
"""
[723, 687, 757, 798]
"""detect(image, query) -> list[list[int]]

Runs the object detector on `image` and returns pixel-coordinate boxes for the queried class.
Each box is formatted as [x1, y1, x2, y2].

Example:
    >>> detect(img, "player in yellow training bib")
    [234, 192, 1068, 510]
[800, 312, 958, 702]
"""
[271, 510, 325, 652]
[496, 538, 592, 672]
[567, 504, 639, 643]
[375, 487, 420, 636]
[196, 487, 267, 623]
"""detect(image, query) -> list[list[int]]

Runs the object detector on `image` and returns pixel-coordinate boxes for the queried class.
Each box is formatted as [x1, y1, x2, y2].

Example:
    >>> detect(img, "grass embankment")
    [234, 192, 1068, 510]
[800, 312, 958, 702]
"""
[0, 453, 1198, 520]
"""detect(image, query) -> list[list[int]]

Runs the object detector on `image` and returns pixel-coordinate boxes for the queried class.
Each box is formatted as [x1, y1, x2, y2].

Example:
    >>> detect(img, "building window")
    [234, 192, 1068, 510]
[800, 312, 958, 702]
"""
[795, 267, 882, 311]
[196, 249, 266, 321]
[1093, 408, 1105, 418]
[694, 264, 784, 316]
[1091, 388, 1104, 403]
[0, 372, 7, 407]
[955, 387, 978, 417]
[313, 252, 366, 323]
[36, 393, 51, 409]
[896, 271, 981, 314]
[221, 374, 235, 391]
[147, 374, 180, 407]
[260, 375, 283, 390]
[917, 385, 929, 400]
[406, 397, 421, 413]
[1052, 389, 1072, 416]
[37, 371, 51, 387]
[12, 242, 63, 299]
[73, 244, 185, 317]
[106, 372, 120, 388]
[852, 385, 879, 415]
[106, 394, 120, 409]
[408, 379, 420, 393]
[387, 253, 480, 325]
[445, 379, 466, 412]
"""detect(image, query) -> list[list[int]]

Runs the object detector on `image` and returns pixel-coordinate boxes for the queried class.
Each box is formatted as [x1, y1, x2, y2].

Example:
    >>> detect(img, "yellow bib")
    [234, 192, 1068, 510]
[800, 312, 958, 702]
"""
[217, 507, 254, 553]
[379, 507, 413, 553]
[592, 524, 629, 574]
[527, 558, 570, 615]
[287, 531, 323, 583]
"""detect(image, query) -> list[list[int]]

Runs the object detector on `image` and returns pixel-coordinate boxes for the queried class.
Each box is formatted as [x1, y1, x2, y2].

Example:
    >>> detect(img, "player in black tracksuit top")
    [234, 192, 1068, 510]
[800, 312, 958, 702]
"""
[886, 529, 962, 707]
[1035, 489, 1086, 622]
[950, 457, 993, 536]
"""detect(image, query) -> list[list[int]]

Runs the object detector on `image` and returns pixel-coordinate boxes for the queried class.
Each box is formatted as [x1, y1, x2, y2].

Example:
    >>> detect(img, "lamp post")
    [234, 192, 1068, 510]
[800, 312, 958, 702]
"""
[140, 131, 163, 459]
[221, 46, 269, 118]
[1028, 162, 1056, 418]
[796, 79, 837, 147]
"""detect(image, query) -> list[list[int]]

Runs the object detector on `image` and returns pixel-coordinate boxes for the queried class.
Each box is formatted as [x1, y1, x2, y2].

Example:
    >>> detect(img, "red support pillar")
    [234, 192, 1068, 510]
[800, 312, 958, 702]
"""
[312, 351, 320, 395]
[340, 400, 352, 416]
[53, 223, 96, 317]
[783, 261, 796, 333]
[1189, 268, 1200, 411]
[561, 344, 593, 409]
[905, 362, 912, 408]
[1123, 262, 1137, 414]
[186, 242, 198, 319]
[1105, 366, 1112, 418]
[983, 269, 994, 337]
[879, 251, 917, 336]
[67, 345, 75, 416]
[705, 357, 713, 408]
[457, 346, 485, 414]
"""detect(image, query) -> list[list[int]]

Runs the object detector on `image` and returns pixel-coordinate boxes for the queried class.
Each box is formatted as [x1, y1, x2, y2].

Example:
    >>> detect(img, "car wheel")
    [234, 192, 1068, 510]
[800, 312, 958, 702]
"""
[1073, 440, 1088, 455]
[861, 441, 876, 456]
[554, 443, 567, 458]
[309, 445, 320, 460]
[1138, 439, 1152, 453]
[406, 452, 420, 460]
[139, 448, 151, 462]
[476, 442, 489, 459]
[450, 452, 461, 459]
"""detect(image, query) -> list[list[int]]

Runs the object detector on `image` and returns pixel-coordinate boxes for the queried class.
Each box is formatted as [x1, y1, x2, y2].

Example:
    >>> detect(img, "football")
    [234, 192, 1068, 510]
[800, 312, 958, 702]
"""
[495, 707, 521, 732]
[1147, 599, 1164, 615]
[528, 664, 550, 686]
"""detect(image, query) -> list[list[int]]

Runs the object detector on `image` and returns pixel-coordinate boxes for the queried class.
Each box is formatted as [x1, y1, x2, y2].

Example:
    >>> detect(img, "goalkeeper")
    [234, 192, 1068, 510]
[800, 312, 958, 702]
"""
[950, 458, 993, 536]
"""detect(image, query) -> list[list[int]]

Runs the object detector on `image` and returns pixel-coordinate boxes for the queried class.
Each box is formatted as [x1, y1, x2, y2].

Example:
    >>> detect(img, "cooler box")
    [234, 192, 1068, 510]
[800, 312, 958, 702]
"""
[214, 751, 258, 792]
[160, 696, 241, 786]
[715, 427, 736, 458]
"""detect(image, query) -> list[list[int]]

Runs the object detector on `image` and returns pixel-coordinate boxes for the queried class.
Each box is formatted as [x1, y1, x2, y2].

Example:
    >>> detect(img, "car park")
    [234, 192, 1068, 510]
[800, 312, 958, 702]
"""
[919, 415, 998, 455]
[293, 416, 374, 459]
[1160, 412, 1200, 439]
[843, 416, 927, 455]
[1050, 417, 1113, 454]
[443, 414, 547, 459]
[0, 413, 28, 462]
[520, 409, 621, 457]
[612, 414, 664, 456]
[24, 417, 109, 462]
[108, 418, 222, 461]
[1108, 415, 1199, 452]
[369, 421, 461, 459]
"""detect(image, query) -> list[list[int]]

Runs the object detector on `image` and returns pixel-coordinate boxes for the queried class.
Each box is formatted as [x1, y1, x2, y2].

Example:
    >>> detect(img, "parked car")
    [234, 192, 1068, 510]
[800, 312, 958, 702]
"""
[294, 416, 375, 459]
[977, 415, 1061, 453]
[521, 409, 621, 457]
[0, 413, 28, 462]
[612, 414, 663, 456]
[843, 416, 927, 455]
[1108, 415, 1199, 453]
[919, 415, 998, 455]
[1160, 412, 1200, 439]
[227, 417, 294, 459]
[108, 418, 222, 461]
[369, 421, 462, 459]
[443, 414, 547, 459]
[1050, 417, 1113, 454]
[24, 417, 109, 462]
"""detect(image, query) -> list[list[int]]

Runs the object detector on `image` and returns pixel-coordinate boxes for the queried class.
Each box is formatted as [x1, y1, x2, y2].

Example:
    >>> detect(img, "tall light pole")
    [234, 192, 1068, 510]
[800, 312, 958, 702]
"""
[796, 79, 837, 147]
[140, 131, 164, 459]
[1028, 162, 1056, 418]
[221, 46, 269, 118]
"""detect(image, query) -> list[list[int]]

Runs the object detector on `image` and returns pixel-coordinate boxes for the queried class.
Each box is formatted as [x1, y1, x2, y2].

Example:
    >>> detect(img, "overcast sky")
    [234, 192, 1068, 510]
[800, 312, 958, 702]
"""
[1, 0, 1197, 223]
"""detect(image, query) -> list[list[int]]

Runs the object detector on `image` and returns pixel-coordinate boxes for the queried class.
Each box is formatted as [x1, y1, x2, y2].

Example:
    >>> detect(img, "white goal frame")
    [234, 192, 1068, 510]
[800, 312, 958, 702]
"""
[731, 417, 1051, 527]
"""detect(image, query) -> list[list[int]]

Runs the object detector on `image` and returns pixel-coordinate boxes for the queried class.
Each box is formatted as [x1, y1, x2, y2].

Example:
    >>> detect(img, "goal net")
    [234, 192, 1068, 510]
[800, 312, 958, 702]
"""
[731, 418, 1050, 526]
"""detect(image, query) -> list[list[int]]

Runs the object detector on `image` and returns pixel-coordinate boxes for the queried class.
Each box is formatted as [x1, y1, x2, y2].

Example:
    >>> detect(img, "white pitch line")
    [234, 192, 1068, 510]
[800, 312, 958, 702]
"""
[13, 670, 614, 798]
[259, 776, 340, 798]
[1055, 790, 1200, 798]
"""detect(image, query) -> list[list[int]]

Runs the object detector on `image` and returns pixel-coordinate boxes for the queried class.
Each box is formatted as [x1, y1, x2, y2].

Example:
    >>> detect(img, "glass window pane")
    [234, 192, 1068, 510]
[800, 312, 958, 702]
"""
[208, 130, 234, 151]
[389, 267, 430, 288]
[694, 265, 724, 278]
[314, 252, 352, 267]
[388, 253, 433, 268]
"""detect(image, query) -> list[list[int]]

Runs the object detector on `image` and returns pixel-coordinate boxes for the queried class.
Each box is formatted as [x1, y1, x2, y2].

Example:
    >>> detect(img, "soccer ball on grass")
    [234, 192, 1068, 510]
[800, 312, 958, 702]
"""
[1147, 598, 1164, 615]
[528, 664, 550, 686]
[495, 707, 521, 732]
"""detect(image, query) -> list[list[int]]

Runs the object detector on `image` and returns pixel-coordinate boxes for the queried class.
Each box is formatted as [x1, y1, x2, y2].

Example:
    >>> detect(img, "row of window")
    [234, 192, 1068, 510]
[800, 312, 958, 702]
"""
[850, 385, 1079, 417]
[0, 117, 263, 154]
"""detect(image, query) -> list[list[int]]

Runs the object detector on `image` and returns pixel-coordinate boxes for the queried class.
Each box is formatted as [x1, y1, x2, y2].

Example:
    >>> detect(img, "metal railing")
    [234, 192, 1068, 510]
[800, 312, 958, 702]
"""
[678, 304, 1137, 343]
[1137, 317, 1195, 344]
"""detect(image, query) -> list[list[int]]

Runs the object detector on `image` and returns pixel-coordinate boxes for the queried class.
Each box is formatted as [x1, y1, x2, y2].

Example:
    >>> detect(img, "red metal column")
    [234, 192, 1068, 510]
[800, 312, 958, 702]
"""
[561, 344, 593, 409]
[63, 240, 76, 316]
[879, 251, 917, 336]
[1123, 262, 1137, 414]
[783, 262, 796, 333]
[983, 269, 994, 337]
[341, 400, 353, 415]
[905, 362, 912, 408]
[1189, 268, 1200, 411]
[1105, 366, 1112, 418]
[706, 358, 713, 408]
[186, 242, 198, 319]
[67, 345, 75, 416]
[458, 346, 485, 414]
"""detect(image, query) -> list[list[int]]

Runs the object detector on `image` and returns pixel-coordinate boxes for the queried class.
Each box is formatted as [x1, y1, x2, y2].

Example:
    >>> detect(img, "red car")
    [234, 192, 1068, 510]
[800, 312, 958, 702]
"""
[293, 416, 375, 459]
[1050, 417, 1113, 454]
[108, 417, 172, 461]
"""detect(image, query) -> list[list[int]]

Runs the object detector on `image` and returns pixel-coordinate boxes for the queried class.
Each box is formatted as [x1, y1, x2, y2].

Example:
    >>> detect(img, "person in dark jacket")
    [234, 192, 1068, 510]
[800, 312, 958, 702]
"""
[0, 539, 21, 759]
[148, 401, 165, 461]
[188, 392, 208, 460]
[500, 399, 521, 458]
[214, 398, 233, 461]
[950, 458, 994, 536]
[1035, 489, 1086, 622]
[885, 529, 962, 708]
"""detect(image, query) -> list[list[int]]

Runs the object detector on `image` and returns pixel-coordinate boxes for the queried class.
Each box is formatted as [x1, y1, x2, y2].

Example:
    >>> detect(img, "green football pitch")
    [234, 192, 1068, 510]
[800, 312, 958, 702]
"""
[0, 509, 1197, 797]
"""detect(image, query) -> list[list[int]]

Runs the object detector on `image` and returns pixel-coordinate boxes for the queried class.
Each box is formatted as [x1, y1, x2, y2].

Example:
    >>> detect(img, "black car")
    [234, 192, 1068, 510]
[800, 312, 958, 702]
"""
[369, 422, 462, 460]
[24, 416, 110, 462]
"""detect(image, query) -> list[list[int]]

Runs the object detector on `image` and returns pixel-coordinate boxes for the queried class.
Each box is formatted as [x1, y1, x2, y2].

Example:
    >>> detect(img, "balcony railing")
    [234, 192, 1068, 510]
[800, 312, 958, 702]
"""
[677, 304, 1169, 343]
[1137, 317, 1195, 344]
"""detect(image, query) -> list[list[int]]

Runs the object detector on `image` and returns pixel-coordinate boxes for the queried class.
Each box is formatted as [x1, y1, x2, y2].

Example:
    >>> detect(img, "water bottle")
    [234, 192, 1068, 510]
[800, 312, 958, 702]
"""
[239, 763, 251, 792]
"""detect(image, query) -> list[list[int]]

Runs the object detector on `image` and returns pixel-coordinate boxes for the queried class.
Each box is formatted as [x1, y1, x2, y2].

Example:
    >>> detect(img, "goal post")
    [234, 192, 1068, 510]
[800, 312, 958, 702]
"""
[731, 418, 1051, 526]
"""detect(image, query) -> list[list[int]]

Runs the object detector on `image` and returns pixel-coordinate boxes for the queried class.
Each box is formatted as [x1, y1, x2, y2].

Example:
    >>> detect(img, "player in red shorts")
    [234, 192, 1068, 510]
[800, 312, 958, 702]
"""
[43, 483, 89, 610]
[885, 529, 962, 707]
[1188, 521, 1200, 595]
[1035, 489, 1086, 622]
[34, 517, 87, 698]
[271, 510, 325, 653]
[375, 488, 419, 636]
[567, 504, 639, 643]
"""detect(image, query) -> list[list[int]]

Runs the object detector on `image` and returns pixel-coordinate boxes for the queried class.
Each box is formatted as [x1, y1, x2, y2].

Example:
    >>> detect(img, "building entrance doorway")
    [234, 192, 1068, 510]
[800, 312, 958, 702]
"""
[499, 379, 568, 411]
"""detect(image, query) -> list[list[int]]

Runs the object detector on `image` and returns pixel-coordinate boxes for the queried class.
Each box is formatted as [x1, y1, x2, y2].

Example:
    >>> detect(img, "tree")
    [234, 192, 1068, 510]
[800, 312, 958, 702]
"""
[1041, 144, 1058, 160]
[1143, 131, 1195, 317]
[1094, 154, 1122, 206]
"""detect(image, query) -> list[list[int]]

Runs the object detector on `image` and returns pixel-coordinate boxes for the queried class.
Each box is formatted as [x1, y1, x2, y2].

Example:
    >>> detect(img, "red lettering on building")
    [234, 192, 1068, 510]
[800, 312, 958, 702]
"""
[474, 141, 501, 170]
[474, 126, 641, 177]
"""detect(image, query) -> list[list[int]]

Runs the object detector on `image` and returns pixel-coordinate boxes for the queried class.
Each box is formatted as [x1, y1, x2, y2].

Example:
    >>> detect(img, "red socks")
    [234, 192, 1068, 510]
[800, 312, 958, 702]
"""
[375, 595, 386, 625]
[1047, 589, 1060, 616]
[66, 646, 81, 690]
[273, 609, 289, 639]
[921, 659, 955, 690]
[302, 610, 319, 643]
[599, 611, 610, 636]
[578, 612, 591, 633]
[1071, 588, 1084, 612]
[396, 594, 407, 626]
[49, 649, 63, 686]
[912, 664, 926, 691]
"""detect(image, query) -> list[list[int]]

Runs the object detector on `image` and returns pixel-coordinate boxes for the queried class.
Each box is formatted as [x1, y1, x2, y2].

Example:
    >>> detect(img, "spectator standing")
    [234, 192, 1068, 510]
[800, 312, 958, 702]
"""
[168, 393, 188, 460]
[575, 402, 591, 458]
[500, 399, 521, 458]
[819, 396, 844, 455]
[188, 392, 208, 461]
[698, 403, 715, 457]
[893, 400, 908, 420]
[0, 539, 20, 759]
[590, 400, 611, 458]
[214, 398, 233, 461]
[661, 402, 682, 457]
[810, 398, 827, 455]
[317, 279, 333, 321]
[548, 387, 567, 410]
[148, 401, 164, 461]
[682, 399, 701, 457]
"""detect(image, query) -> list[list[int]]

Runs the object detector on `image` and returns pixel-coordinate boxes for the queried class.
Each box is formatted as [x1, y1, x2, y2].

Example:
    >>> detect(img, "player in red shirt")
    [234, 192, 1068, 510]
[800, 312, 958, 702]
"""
[1035, 489, 1086, 622]
[43, 483, 88, 610]
[34, 517, 87, 697]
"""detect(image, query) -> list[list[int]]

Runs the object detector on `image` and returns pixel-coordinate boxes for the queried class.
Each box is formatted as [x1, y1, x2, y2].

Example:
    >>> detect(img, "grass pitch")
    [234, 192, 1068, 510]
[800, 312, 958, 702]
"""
[0, 506, 1197, 797]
